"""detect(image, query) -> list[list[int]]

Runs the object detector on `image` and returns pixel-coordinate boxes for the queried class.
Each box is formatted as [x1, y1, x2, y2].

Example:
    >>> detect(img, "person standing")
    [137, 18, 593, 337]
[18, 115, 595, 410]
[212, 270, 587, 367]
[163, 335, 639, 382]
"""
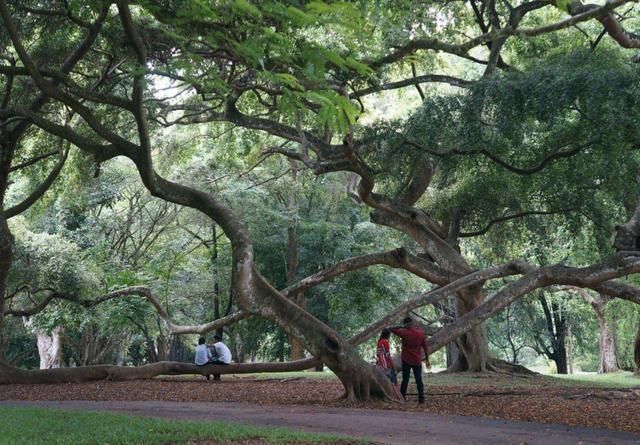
[390, 316, 430, 404]
[376, 328, 397, 384]
[209, 334, 232, 381]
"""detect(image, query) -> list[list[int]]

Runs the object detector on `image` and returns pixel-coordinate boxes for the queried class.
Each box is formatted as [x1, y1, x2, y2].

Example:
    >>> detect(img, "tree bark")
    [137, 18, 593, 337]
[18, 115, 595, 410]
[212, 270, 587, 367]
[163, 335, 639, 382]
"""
[0, 357, 321, 384]
[35, 327, 63, 369]
[571, 288, 620, 373]
[449, 286, 492, 371]
[0, 134, 16, 357]
[593, 302, 620, 373]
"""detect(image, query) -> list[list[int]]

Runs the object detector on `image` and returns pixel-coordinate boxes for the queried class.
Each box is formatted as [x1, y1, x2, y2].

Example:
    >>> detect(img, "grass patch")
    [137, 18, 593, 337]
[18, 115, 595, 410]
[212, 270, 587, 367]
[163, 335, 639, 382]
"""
[420, 370, 640, 389]
[157, 371, 339, 381]
[549, 371, 640, 388]
[231, 371, 338, 380]
[0, 406, 364, 445]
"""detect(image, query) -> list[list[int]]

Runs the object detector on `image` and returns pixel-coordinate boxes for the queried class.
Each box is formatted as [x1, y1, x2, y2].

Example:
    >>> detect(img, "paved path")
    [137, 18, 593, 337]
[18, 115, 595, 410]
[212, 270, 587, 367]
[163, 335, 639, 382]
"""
[2, 400, 639, 445]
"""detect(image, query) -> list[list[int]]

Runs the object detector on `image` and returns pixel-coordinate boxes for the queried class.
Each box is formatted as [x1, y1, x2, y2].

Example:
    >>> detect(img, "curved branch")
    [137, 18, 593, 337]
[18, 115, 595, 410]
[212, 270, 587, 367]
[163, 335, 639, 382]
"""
[5, 145, 69, 219]
[460, 209, 570, 237]
[428, 252, 640, 352]
[349, 259, 530, 346]
[5, 286, 251, 335]
[350, 74, 472, 98]
[371, 0, 634, 69]
[8, 149, 60, 172]
[406, 138, 591, 175]
[282, 248, 450, 298]
[590, 280, 640, 305]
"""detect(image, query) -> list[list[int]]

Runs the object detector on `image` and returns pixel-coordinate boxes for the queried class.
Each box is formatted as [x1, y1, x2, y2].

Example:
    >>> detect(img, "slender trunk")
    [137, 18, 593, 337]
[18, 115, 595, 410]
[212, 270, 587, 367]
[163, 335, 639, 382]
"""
[554, 339, 568, 374]
[0, 137, 16, 358]
[286, 159, 305, 361]
[593, 302, 620, 373]
[634, 323, 640, 373]
[567, 319, 574, 374]
[0, 214, 12, 357]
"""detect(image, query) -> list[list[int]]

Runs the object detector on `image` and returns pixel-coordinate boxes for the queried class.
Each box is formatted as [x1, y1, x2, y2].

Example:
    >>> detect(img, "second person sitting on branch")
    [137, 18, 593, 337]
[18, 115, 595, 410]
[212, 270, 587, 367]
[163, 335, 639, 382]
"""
[390, 316, 430, 404]
[209, 334, 232, 381]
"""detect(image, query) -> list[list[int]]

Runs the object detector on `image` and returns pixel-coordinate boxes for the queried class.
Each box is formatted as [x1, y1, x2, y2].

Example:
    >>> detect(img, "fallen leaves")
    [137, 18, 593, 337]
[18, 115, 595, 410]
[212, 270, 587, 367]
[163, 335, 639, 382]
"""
[1, 375, 639, 434]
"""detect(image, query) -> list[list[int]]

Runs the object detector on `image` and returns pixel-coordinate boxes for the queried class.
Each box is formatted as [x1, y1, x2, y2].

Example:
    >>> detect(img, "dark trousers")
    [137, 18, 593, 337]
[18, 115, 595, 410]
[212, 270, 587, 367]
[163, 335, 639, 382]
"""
[401, 361, 424, 402]
[211, 360, 227, 380]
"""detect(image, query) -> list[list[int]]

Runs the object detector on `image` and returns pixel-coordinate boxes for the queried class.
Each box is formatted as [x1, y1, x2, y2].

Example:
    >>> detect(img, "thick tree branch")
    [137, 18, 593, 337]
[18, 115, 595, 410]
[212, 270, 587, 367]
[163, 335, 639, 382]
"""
[0, 357, 321, 384]
[349, 259, 530, 346]
[428, 252, 640, 352]
[282, 248, 450, 298]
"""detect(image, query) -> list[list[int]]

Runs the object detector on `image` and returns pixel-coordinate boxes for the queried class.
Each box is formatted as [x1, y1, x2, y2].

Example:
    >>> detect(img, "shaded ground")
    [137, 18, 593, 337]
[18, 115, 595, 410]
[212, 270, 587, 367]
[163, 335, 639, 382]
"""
[2, 373, 640, 443]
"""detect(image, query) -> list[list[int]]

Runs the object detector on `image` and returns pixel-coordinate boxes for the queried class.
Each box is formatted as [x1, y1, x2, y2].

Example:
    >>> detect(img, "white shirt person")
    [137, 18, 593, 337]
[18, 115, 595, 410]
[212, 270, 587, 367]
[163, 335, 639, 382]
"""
[209, 334, 232, 380]
[194, 337, 212, 365]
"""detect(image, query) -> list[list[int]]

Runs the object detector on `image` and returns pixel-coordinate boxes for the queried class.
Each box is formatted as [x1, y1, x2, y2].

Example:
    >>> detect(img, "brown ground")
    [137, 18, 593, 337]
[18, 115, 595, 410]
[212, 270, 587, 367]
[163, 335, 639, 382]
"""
[1, 374, 639, 435]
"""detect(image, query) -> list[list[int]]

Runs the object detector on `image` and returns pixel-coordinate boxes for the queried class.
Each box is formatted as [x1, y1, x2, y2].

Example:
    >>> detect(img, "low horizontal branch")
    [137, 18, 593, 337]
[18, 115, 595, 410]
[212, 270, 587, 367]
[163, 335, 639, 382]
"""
[0, 358, 321, 385]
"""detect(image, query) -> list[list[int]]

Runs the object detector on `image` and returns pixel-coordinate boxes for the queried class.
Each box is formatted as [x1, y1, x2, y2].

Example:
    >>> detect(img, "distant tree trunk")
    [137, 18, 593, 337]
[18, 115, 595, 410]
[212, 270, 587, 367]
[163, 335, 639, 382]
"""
[0, 133, 18, 358]
[593, 303, 620, 373]
[36, 327, 63, 369]
[537, 293, 568, 374]
[168, 335, 190, 362]
[286, 159, 305, 361]
[554, 341, 568, 374]
[233, 331, 245, 363]
[567, 319, 574, 374]
[0, 214, 12, 357]
[210, 223, 225, 338]
[573, 289, 620, 373]
[156, 332, 168, 362]
[634, 323, 640, 373]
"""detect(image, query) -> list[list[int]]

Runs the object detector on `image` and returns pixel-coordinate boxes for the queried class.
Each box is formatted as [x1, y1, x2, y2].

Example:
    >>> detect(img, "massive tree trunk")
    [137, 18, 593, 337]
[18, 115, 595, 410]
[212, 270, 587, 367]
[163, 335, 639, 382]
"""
[449, 286, 492, 371]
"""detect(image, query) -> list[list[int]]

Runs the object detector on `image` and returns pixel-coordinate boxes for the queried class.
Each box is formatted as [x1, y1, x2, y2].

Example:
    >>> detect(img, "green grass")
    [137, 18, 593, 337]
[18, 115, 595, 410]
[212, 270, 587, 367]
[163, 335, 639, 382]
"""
[158, 371, 339, 381]
[230, 371, 339, 380]
[549, 371, 640, 388]
[0, 406, 363, 445]
[419, 370, 640, 389]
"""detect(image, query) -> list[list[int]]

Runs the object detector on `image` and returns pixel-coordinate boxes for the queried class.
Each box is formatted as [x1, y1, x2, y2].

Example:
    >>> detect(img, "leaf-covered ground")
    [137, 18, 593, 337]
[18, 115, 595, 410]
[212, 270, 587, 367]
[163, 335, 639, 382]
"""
[1, 373, 639, 434]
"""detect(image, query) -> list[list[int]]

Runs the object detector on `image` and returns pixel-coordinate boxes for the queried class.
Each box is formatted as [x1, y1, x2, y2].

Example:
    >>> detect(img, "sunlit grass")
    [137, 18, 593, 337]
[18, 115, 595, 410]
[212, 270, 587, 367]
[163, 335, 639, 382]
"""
[0, 406, 366, 445]
[550, 371, 640, 388]
[157, 370, 339, 381]
[419, 370, 640, 389]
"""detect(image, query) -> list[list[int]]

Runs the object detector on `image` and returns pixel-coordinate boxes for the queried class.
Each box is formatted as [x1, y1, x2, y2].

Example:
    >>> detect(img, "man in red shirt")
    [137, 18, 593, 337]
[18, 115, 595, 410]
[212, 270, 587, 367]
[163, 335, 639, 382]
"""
[390, 316, 430, 403]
